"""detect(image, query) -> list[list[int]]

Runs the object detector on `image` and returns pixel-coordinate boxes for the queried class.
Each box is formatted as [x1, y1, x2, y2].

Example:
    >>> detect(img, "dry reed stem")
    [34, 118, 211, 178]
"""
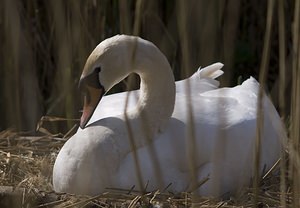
[290, 0, 300, 207]
[254, 0, 275, 207]
[277, 0, 288, 207]
[176, 1, 198, 198]
[123, 37, 144, 193]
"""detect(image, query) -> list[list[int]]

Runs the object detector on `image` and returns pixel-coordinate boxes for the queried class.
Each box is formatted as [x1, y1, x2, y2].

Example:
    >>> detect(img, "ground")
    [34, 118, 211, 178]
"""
[0, 128, 288, 207]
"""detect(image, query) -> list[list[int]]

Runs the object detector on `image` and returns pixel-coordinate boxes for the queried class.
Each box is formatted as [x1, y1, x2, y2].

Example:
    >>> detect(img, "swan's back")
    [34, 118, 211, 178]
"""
[97, 73, 284, 197]
[170, 76, 283, 196]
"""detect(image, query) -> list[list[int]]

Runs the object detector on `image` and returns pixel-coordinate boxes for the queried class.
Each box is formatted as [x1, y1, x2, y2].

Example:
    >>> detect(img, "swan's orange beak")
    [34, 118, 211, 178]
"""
[80, 86, 104, 129]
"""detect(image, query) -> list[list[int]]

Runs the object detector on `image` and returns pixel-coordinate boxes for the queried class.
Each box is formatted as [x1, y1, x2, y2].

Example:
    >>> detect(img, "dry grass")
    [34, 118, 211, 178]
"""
[0, 123, 292, 207]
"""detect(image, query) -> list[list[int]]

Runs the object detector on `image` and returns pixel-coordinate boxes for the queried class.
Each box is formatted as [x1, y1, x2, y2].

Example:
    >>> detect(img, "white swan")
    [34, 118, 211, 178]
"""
[53, 35, 284, 197]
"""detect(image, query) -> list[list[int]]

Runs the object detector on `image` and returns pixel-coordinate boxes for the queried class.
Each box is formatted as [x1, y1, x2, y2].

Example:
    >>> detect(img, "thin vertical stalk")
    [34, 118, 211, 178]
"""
[124, 37, 164, 193]
[119, 0, 131, 34]
[124, 109, 145, 193]
[123, 38, 144, 193]
[3, 0, 21, 129]
[221, 0, 241, 86]
[122, 3, 163, 193]
[254, 0, 275, 206]
[49, 1, 74, 129]
[176, 1, 198, 199]
[278, 0, 287, 206]
[133, 0, 143, 36]
[291, 0, 300, 206]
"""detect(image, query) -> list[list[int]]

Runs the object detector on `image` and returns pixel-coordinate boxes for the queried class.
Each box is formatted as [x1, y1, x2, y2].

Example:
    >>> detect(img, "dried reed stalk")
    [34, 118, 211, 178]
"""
[277, 0, 288, 207]
[290, 0, 300, 206]
[176, 1, 198, 198]
[254, 0, 275, 207]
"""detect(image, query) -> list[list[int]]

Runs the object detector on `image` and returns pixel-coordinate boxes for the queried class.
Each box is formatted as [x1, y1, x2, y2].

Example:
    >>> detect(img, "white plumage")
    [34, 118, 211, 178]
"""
[53, 35, 284, 197]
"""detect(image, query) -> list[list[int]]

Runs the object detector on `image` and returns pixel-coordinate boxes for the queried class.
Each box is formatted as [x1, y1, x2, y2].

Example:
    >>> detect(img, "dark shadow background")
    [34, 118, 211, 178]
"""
[0, 0, 294, 133]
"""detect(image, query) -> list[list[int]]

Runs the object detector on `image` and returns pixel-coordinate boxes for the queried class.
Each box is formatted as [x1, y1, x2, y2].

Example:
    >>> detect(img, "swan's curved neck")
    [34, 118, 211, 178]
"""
[127, 40, 175, 140]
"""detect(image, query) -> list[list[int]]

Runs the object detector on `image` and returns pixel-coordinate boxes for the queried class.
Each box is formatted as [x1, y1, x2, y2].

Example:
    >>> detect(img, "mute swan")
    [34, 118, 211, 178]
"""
[53, 35, 284, 197]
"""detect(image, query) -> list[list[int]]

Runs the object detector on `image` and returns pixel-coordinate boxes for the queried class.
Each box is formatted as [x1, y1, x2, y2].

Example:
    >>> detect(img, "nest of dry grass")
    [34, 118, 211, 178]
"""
[0, 119, 291, 208]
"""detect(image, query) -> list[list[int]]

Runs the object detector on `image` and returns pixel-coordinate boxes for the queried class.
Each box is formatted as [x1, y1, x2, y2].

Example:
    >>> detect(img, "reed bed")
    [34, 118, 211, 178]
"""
[0, 0, 299, 207]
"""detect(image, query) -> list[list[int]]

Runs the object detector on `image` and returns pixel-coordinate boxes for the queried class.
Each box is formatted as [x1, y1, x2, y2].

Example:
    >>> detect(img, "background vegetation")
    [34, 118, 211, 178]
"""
[0, 0, 299, 207]
[0, 0, 294, 131]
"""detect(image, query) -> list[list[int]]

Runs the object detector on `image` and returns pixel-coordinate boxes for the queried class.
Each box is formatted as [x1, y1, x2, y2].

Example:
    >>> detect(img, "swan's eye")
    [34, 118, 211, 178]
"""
[85, 67, 102, 89]
[78, 66, 102, 90]
[78, 66, 104, 106]
[94, 67, 101, 73]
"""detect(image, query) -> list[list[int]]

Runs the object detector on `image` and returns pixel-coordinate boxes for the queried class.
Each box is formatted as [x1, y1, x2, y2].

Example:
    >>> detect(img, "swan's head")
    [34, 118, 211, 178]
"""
[78, 35, 139, 128]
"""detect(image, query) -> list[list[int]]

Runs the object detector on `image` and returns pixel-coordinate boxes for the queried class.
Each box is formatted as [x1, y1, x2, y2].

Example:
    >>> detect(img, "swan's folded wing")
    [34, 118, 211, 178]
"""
[173, 77, 260, 128]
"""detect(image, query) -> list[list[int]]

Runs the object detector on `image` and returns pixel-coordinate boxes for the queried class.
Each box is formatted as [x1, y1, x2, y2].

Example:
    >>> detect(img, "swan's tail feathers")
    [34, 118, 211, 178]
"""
[262, 89, 288, 148]
[197, 62, 224, 80]
[243, 78, 288, 146]
[241, 76, 260, 89]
